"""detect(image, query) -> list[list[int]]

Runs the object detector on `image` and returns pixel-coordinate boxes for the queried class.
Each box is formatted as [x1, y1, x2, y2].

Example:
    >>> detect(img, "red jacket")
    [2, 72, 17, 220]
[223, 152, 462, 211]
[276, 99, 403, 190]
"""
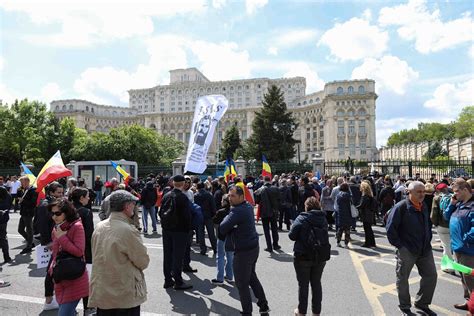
[49, 219, 89, 304]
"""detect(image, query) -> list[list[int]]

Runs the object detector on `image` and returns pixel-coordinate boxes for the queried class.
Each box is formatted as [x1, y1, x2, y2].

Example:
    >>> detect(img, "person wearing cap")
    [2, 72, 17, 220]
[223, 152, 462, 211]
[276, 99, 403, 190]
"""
[89, 190, 149, 315]
[159, 175, 193, 290]
[444, 179, 474, 311]
[430, 182, 454, 273]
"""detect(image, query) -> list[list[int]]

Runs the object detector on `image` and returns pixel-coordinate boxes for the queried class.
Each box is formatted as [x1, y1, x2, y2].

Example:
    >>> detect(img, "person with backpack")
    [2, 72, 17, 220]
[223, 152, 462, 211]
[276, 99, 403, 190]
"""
[443, 179, 474, 311]
[289, 196, 330, 316]
[357, 181, 377, 248]
[159, 175, 193, 291]
[430, 183, 454, 273]
[386, 181, 437, 316]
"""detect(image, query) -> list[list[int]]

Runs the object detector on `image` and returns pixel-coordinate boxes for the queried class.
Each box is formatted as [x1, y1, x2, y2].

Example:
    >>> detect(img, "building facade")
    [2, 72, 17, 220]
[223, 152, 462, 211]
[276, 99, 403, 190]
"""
[51, 68, 377, 162]
[379, 137, 474, 161]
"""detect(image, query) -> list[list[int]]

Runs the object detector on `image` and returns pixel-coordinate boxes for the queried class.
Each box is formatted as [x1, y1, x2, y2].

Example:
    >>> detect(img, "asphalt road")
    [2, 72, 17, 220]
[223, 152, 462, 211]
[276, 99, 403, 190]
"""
[0, 211, 465, 316]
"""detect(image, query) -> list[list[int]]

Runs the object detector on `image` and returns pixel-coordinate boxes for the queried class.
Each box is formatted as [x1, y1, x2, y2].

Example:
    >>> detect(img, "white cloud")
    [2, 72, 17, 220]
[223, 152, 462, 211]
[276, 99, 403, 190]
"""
[282, 62, 325, 93]
[318, 17, 388, 61]
[424, 79, 474, 116]
[245, 0, 268, 15]
[275, 29, 319, 49]
[40, 82, 62, 103]
[267, 47, 278, 56]
[378, 0, 474, 54]
[469, 45, 474, 59]
[212, 0, 227, 9]
[1, 0, 207, 47]
[0, 56, 4, 72]
[73, 35, 251, 104]
[362, 9, 372, 21]
[351, 55, 419, 95]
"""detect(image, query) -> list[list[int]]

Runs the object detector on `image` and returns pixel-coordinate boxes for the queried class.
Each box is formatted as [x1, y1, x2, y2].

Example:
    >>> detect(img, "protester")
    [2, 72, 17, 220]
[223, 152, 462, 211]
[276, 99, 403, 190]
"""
[93, 176, 103, 206]
[48, 198, 89, 316]
[18, 176, 38, 254]
[159, 175, 193, 290]
[289, 197, 330, 316]
[357, 181, 376, 248]
[8, 175, 21, 212]
[278, 178, 293, 231]
[89, 190, 149, 315]
[430, 183, 454, 273]
[386, 181, 437, 316]
[140, 181, 158, 234]
[37, 182, 64, 311]
[320, 179, 334, 230]
[98, 178, 119, 220]
[255, 176, 281, 252]
[194, 182, 217, 255]
[0, 182, 12, 264]
[220, 185, 269, 315]
[444, 179, 474, 311]
[212, 194, 234, 285]
[335, 183, 352, 248]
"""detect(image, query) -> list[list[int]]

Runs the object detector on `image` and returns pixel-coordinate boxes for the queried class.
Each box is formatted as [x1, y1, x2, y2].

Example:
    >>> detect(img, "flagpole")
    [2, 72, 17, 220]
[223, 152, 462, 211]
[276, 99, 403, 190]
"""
[216, 120, 220, 175]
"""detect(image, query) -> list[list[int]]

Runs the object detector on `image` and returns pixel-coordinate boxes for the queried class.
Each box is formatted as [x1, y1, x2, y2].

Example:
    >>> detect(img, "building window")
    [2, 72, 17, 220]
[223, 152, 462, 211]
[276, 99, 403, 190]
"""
[337, 110, 344, 117]
[360, 142, 366, 154]
[338, 143, 345, 156]
[349, 143, 356, 156]
[349, 120, 355, 134]
[358, 85, 365, 93]
[348, 86, 354, 94]
[338, 120, 345, 135]
[320, 130, 324, 137]
[337, 87, 343, 95]
[358, 108, 366, 116]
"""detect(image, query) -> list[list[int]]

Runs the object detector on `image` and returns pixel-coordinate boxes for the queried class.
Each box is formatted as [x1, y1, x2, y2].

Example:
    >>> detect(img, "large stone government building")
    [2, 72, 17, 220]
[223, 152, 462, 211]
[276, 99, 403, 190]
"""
[51, 68, 377, 162]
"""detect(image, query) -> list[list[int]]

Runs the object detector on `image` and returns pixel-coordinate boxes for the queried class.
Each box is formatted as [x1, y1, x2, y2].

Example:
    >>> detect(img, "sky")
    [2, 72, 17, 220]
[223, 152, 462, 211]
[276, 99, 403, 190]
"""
[0, 0, 473, 147]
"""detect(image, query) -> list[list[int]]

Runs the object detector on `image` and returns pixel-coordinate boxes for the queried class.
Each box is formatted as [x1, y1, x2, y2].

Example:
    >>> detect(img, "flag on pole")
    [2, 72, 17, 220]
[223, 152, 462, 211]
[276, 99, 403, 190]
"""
[235, 181, 255, 206]
[20, 162, 37, 186]
[110, 161, 130, 184]
[35, 151, 72, 205]
[224, 158, 237, 183]
[262, 155, 272, 179]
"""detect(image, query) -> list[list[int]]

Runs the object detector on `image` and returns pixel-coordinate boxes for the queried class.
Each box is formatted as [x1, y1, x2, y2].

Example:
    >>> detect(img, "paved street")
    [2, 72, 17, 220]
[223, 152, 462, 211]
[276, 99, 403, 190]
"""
[0, 211, 465, 315]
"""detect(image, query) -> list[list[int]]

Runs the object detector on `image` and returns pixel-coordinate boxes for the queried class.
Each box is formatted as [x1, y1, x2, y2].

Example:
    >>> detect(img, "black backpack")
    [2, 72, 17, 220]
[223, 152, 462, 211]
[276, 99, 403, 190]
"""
[159, 192, 178, 230]
[304, 220, 331, 262]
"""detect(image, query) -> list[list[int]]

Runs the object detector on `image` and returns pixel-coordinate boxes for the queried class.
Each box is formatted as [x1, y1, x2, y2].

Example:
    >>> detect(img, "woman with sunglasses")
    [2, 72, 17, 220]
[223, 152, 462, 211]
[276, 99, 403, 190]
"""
[48, 198, 89, 316]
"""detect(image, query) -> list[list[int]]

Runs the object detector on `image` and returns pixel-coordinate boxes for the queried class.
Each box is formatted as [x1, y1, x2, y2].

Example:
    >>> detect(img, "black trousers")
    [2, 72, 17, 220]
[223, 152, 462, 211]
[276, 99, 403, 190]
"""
[261, 216, 279, 250]
[44, 255, 54, 297]
[363, 221, 376, 247]
[199, 218, 217, 252]
[18, 215, 33, 247]
[336, 225, 351, 244]
[183, 231, 193, 267]
[233, 247, 267, 315]
[162, 230, 188, 285]
[293, 257, 326, 314]
[97, 305, 140, 316]
[0, 223, 10, 261]
[278, 207, 291, 230]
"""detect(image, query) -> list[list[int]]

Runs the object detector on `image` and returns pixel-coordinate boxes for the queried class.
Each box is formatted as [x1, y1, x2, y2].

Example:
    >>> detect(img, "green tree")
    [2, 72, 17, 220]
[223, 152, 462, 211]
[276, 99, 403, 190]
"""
[454, 106, 474, 139]
[245, 85, 298, 162]
[423, 141, 448, 160]
[220, 123, 241, 160]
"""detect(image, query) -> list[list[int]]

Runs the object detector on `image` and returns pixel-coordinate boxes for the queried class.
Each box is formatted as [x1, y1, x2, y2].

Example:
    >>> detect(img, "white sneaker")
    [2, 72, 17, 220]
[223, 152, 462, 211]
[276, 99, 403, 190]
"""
[43, 296, 59, 311]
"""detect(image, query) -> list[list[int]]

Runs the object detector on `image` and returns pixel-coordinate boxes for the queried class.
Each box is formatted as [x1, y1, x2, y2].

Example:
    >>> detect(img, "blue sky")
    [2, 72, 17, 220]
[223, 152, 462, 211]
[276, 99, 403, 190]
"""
[1, 0, 473, 146]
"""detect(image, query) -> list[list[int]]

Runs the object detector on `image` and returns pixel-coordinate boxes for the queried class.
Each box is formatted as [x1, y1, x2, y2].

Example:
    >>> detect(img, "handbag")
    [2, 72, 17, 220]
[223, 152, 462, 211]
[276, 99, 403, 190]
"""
[52, 251, 86, 283]
[350, 204, 359, 218]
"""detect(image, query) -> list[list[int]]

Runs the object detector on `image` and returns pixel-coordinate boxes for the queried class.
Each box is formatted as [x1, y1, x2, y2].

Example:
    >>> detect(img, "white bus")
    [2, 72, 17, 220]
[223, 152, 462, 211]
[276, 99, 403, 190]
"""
[66, 160, 138, 189]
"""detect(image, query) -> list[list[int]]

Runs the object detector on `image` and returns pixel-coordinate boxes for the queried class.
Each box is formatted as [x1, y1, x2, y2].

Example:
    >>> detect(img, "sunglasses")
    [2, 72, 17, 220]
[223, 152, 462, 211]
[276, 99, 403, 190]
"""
[51, 211, 63, 217]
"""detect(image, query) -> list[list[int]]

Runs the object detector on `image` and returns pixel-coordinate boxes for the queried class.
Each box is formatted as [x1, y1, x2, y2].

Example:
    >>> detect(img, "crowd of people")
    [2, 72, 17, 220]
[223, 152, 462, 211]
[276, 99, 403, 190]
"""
[0, 170, 473, 316]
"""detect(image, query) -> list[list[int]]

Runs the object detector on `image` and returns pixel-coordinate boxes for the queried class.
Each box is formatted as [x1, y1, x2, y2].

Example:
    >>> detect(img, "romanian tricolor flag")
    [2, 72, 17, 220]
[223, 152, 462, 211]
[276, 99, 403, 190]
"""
[35, 151, 72, 204]
[236, 181, 255, 206]
[20, 162, 37, 186]
[110, 160, 130, 184]
[262, 155, 272, 178]
[224, 158, 237, 183]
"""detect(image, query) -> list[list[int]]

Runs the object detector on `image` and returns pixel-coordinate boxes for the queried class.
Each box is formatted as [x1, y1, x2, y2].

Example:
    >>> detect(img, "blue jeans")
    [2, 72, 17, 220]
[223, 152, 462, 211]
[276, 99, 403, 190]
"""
[142, 206, 157, 232]
[95, 190, 102, 205]
[58, 299, 80, 316]
[216, 238, 234, 281]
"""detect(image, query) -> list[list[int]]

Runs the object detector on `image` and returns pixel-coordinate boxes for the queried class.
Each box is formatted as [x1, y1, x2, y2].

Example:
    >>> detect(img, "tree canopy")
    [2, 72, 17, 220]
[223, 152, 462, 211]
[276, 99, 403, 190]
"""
[243, 85, 298, 162]
[386, 106, 473, 146]
[0, 99, 184, 168]
[220, 123, 241, 160]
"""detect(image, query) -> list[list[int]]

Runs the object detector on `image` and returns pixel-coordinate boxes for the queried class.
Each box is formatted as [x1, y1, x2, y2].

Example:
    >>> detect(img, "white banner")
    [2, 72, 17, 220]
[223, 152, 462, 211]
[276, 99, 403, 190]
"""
[184, 95, 229, 174]
[36, 245, 51, 269]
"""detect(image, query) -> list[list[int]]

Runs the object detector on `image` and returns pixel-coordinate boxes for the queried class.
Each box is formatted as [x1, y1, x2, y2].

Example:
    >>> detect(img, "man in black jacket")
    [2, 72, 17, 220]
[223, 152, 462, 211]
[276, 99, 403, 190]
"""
[159, 175, 193, 290]
[220, 185, 269, 315]
[18, 176, 38, 254]
[255, 176, 281, 252]
[194, 182, 217, 255]
[0, 183, 12, 263]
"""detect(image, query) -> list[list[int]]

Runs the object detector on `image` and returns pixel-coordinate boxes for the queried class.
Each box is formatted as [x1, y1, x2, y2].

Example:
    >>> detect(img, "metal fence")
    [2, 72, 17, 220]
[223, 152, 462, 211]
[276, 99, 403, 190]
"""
[246, 161, 313, 177]
[324, 159, 474, 179]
